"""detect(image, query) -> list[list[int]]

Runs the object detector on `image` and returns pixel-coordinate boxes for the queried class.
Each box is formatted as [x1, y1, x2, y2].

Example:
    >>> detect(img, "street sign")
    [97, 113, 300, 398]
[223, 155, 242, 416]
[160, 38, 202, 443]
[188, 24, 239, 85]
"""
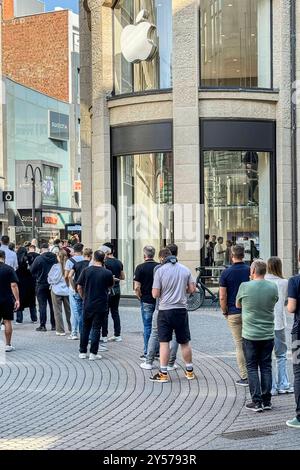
[2, 191, 14, 202]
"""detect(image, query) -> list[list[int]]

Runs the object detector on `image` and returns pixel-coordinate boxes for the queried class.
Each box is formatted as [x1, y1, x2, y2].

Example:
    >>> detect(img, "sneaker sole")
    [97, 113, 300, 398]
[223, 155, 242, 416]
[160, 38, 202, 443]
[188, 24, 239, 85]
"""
[185, 375, 195, 380]
[236, 383, 249, 387]
[286, 421, 300, 428]
[149, 378, 169, 383]
[245, 407, 263, 412]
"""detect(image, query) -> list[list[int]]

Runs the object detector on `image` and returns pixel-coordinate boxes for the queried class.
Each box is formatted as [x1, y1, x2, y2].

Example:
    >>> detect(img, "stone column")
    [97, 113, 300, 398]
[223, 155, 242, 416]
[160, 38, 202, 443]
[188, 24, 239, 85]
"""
[172, 0, 201, 273]
[80, 0, 93, 246]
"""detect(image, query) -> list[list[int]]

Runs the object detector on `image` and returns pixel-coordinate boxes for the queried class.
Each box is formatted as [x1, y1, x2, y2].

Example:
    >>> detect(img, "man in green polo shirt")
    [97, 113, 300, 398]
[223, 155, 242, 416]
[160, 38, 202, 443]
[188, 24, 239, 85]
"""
[236, 259, 278, 412]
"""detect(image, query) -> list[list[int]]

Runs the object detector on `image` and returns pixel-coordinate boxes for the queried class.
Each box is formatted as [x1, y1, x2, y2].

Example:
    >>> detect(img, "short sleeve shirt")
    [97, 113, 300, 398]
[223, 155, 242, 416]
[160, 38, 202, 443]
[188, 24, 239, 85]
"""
[0, 262, 19, 305]
[77, 266, 114, 315]
[219, 262, 250, 314]
[134, 260, 159, 304]
[152, 262, 194, 310]
[288, 275, 300, 336]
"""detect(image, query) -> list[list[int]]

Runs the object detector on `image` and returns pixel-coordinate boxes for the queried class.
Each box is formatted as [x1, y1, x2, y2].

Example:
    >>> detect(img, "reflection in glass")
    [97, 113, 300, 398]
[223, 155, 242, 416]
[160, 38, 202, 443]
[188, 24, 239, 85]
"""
[117, 153, 173, 294]
[204, 151, 271, 264]
[200, 0, 271, 88]
[114, 0, 172, 94]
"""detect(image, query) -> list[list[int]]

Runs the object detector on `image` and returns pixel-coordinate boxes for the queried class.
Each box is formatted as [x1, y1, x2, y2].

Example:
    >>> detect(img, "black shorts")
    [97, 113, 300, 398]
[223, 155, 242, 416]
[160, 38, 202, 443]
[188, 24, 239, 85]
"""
[0, 302, 14, 322]
[157, 309, 191, 344]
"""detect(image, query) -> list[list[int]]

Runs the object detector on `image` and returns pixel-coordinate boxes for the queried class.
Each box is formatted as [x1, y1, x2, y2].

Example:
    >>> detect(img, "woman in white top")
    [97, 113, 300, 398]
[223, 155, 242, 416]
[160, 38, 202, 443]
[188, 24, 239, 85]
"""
[48, 250, 71, 336]
[266, 257, 293, 394]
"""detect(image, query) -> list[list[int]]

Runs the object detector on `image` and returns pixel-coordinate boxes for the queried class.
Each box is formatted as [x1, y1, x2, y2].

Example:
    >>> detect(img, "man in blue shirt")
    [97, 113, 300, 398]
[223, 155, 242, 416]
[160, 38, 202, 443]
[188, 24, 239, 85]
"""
[287, 258, 300, 428]
[219, 244, 250, 386]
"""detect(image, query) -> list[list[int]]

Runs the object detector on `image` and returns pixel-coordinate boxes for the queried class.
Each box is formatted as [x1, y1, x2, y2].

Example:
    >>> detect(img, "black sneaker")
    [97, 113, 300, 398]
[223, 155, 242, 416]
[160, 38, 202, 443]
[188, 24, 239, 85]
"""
[36, 326, 47, 332]
[245, 402, 263, 412]
[139, 354, 146, 360]
[149, 372, 169, 383]
[51, 326, 56, 331]
[263, 402, 273, 411]
[236, 378, 249, 387]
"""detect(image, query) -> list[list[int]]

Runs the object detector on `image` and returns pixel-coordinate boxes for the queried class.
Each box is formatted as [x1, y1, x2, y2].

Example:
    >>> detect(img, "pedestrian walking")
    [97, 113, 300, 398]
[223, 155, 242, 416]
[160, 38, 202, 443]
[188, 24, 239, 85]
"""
[101, 242, 125, 343]
[219, 245, 250, 386]
[77, 250, 114, 361]
[134, 246, 159, 359]
[265, 257, 293, 395]
[150, 247, 196, 383]
[64, 243, 84, 340]
[30, 243, 57, 332]
[15, 247, 37, 324]
[286, 252, 300, 428]
[0, 250, 20, 351]
[48, 251, 72, 336]
[141, 243, 179, 371]
[0, 235, 18, 270]
[236, 260, 278, 412]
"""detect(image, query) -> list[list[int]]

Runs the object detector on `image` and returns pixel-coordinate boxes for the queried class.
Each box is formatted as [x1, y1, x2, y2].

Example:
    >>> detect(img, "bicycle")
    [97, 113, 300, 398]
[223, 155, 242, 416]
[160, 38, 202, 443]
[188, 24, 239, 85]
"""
[187, 266, 222, 311]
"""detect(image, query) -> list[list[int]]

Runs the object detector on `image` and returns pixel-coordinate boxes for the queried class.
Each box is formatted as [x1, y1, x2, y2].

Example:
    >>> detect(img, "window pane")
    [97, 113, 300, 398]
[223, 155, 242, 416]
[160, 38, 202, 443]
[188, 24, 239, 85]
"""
[114, 0, 172, 94]
[204, 151, 271, 264]
[117, 153, 173, 294]
[200, 0, 271, 88]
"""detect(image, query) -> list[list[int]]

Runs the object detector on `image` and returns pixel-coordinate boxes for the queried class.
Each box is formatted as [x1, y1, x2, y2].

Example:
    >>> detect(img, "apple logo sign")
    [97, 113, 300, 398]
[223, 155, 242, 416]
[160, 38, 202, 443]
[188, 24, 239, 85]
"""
[121, 9, 157, 64]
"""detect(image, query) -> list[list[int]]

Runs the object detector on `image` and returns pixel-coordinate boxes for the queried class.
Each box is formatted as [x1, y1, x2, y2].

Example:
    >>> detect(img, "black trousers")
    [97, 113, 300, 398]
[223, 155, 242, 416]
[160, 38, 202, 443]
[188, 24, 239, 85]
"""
[292, 334, 300, 420]
[102, 294, 121, 337]
[36, 286, 55, 328]
[80, 311, 106, 355]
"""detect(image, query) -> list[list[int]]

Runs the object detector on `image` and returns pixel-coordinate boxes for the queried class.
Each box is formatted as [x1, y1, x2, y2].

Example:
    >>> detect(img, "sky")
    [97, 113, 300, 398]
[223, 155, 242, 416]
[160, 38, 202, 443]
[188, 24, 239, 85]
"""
[44, 0, 79, 13]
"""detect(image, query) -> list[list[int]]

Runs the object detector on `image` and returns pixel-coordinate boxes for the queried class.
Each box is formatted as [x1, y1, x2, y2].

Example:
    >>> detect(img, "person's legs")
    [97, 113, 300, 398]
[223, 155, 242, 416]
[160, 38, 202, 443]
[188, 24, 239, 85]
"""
[80, 314, 93, 354]
[258, 339, 274, 406]
[29, 305, 38, 322]
[46, 288, 55, 329]
[140, 302, 155, 356]
[3, 320, 12, 346]
[109, 294, 121, 337]
[62, 296, 72, 333]
[292, 334, 300, 421]
[227, 314, 248, 380]
[51, 292, 65, 334]
[69, 290, 79, 337]
[90, 313, 103, 355]
[169, 335, 179, 367]
[273, 329, 290, 392]
[16, 310, 23, 323]
[36, 287, 47, 327]
[74, 293, 83, 336]
[243, 338, 262, 404]
[159, 342, 170, 368]
[145, 310, 159, 365]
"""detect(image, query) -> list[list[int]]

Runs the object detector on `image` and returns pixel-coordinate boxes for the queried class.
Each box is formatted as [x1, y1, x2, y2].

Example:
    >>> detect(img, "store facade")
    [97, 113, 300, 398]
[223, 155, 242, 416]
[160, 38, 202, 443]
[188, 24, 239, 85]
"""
[81, 0, 298, 293]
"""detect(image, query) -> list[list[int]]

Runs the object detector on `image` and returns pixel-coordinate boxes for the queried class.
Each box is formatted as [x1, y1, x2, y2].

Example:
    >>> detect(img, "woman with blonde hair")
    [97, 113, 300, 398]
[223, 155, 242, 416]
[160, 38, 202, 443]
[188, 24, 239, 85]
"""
[47, 250, 71, 336]
[266, 257, 293, 394]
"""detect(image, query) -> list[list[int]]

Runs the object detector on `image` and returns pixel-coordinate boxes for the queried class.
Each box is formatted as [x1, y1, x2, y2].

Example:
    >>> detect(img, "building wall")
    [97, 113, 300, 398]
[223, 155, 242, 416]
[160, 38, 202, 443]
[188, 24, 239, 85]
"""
[81, 0, 296, 277]
[2, 10, 69, 102]
[3, 0, 14, 20]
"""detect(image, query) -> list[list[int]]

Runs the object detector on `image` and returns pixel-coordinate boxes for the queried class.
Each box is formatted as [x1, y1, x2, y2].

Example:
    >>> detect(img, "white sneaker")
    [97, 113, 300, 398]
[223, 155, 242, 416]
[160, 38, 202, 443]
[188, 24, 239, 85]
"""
[89, 353, 102, 361]
[140, 362, 153, 370]
[100, 337, 108, 343]
[98, 345, 108, 352]
[79, 353, 87, 359]
[68, 335, 79, 340]
[167, 364, 178, 371]
[108, 335, 122, 342]
[56, 332, 66, 336]
[1, 324, 5, 331]
[5, 345, 15, 352]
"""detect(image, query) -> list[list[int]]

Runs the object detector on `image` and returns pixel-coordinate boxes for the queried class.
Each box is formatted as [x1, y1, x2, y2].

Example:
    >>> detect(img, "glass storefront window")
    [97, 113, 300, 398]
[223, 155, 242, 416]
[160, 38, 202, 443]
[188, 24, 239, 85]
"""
[200, 0, 271, 88]
[114, 0, 172, 95]
[204, 151, 271, 264]
[117, 153, 173, 294]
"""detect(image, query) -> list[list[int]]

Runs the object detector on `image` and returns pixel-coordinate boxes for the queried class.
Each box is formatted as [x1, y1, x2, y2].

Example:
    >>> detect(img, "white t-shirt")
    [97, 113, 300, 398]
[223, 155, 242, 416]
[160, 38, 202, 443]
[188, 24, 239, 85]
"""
[0, 245, 18, 270]
[264, 274, 288, 330]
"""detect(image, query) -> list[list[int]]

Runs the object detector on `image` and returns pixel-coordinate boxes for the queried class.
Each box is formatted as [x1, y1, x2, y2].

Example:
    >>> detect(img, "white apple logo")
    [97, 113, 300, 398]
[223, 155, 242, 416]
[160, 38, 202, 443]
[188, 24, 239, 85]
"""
[121, 9, 157, 64]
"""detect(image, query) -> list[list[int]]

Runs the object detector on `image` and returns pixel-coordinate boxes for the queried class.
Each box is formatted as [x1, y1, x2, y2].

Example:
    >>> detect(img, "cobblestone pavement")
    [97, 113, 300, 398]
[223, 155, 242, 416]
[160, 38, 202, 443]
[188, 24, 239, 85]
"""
[0, 306, 299, 450]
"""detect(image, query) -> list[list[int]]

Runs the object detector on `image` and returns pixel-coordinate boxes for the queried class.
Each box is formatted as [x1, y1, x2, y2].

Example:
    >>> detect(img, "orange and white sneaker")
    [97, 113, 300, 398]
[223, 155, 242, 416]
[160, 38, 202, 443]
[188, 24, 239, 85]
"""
[185, 370, 195, 380]
[149, 372, 169, 383]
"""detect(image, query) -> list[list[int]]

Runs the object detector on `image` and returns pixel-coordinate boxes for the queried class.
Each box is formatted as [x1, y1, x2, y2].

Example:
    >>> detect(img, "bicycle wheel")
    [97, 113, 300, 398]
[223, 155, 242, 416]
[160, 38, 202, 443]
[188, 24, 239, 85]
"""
[187, 288, 204, 311]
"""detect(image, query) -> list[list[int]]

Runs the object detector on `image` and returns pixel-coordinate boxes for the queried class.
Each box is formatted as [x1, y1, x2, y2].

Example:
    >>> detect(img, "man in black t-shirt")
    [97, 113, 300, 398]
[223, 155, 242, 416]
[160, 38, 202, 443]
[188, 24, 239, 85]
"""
[134, 246, 159, 359]
[77, 250, 114, 360]
[0, 250, 20, 352]
[101, 243, 125, 342]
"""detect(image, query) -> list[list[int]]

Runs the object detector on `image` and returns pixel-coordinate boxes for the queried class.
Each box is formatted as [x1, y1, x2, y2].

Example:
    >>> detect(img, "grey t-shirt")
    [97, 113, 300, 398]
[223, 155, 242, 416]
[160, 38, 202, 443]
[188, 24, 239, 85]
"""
[152, 262, 194, 310]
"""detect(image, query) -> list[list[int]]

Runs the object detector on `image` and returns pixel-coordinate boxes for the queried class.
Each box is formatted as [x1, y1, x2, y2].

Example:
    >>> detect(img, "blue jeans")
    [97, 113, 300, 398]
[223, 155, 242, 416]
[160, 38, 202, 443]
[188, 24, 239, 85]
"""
[243, 338, 274, 405]
[272, 328, 290, 392]
[141, 302, 155, 355]
[146, 309, 179, 365]
[69, 290, 83, 336]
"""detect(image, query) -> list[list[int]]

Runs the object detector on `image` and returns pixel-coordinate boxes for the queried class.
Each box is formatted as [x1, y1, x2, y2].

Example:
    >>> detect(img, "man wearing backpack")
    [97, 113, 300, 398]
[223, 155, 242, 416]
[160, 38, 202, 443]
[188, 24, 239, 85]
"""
[64, 243, 84, 340]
